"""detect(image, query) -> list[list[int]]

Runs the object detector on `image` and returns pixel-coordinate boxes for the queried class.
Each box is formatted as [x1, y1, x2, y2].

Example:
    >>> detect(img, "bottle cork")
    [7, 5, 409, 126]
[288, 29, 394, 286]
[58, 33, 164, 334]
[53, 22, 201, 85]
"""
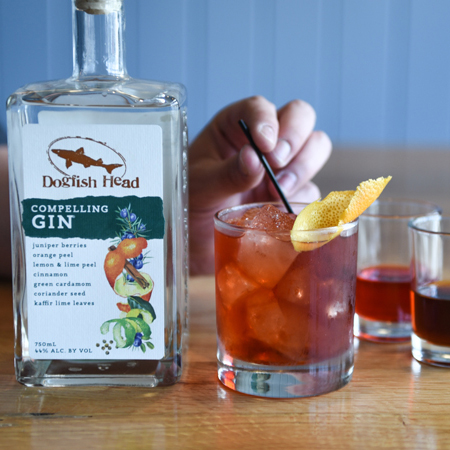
[75, 0, 122, 15]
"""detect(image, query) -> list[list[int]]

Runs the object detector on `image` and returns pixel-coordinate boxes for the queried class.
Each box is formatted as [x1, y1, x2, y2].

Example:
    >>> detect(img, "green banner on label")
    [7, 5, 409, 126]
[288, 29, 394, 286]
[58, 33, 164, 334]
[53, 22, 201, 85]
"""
[22, 196, 165, 240]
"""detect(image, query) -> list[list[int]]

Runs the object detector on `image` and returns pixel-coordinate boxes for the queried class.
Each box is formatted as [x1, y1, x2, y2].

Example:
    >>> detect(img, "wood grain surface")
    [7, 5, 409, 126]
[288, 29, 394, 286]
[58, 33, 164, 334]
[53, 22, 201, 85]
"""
[1, 277, 450, 450]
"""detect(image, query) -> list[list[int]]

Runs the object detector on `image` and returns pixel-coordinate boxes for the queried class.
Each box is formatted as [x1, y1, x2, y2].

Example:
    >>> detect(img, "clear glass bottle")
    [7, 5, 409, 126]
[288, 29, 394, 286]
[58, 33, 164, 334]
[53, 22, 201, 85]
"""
[6, 0, 188, 386]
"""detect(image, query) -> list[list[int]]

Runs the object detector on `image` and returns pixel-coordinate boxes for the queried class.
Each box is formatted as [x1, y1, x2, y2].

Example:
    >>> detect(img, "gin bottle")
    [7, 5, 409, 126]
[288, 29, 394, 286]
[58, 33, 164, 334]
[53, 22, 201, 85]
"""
[6, 0, 188, 386]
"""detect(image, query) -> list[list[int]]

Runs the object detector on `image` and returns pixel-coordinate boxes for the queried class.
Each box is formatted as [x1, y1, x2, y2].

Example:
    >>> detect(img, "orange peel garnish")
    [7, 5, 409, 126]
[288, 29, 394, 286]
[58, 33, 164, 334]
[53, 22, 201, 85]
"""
[338, 176, 392, 225]
[291, 176, 392, 251]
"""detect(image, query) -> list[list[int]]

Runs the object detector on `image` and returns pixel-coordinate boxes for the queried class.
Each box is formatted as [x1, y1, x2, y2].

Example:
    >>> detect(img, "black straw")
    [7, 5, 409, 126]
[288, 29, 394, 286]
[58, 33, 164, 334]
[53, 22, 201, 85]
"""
[238, 119, 294, 214]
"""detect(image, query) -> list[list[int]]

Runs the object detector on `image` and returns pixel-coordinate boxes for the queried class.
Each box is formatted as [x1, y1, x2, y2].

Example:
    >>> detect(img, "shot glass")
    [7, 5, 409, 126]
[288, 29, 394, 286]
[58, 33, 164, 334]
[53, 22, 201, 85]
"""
[354, 199, 441, 342]
[409, 215, 450, 367]
[214, 202, 358, 398]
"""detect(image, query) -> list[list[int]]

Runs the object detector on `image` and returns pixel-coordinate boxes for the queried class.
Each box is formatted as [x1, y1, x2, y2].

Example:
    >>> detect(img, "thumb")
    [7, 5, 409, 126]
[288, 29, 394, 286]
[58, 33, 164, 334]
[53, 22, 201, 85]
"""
[190, 145, 264, 208]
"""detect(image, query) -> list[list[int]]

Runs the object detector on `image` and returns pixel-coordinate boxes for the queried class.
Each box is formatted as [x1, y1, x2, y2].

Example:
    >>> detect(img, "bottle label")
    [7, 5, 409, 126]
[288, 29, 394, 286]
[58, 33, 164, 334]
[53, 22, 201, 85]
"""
[22, 124, 165, 360]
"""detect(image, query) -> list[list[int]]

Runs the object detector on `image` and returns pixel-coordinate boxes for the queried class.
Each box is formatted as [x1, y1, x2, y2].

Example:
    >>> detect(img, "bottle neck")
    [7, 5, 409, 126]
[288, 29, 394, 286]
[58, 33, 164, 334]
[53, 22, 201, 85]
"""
[72, 0, 128, 80]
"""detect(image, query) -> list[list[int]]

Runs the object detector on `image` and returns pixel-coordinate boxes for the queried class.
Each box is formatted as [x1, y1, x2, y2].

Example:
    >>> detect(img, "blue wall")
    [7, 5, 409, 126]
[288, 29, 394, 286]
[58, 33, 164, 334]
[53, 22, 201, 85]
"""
[1, 0, 450, 147]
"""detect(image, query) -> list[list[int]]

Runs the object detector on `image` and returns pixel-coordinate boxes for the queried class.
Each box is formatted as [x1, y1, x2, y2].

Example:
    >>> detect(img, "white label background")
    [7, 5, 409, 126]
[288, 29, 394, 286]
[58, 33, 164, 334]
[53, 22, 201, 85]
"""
[22, 124, 165, 360]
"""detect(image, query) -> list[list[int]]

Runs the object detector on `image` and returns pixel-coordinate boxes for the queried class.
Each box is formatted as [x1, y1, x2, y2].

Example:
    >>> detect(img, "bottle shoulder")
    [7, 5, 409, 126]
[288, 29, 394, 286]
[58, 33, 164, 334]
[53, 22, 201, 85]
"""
[7, 76, 187, 109]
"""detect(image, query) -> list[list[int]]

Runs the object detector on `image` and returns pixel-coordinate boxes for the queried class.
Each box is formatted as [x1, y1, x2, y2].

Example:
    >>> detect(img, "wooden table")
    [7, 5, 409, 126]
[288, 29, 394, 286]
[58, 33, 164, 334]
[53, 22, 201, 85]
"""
[1, 277, 450, 450]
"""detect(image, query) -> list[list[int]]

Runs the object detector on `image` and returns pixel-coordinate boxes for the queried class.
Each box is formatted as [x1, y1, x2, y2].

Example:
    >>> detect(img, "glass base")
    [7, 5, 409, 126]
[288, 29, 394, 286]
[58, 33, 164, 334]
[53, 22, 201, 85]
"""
[217, 350, 353, 398]
[412, 333, 450, 368]
[354, 314, 411, 342]
[15, 356, 182, 387]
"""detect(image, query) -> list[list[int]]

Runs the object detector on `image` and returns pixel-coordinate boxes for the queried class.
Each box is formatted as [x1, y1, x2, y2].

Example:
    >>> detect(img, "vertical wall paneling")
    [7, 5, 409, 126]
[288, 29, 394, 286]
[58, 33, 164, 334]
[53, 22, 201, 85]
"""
[125, 0, 141, 77]
[46, 0, 72, 79]
[180, 0, 188, 85]
[274, 0, 321, 109]
[315, 0, 344, 141]
[250, 0, 276, 102]
[3, 2, 49, 87]
[185, 0, 208, 138]
[0, 0, 6, 142]
[2, 1, 450, 147]
[206, 1, 253, 121]
[1, 1, 50, 143]
[137, 1, 185, 84]
[406, 0, 450, 145]
[383, 0, 411, 145]
[340, 0, 390, 144]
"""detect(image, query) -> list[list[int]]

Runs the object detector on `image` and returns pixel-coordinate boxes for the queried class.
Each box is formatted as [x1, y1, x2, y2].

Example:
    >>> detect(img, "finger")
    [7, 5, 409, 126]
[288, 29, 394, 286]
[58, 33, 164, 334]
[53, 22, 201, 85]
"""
[213, 96, 279, 158]
[266, 180, 320, 205]
[289, 181, 321, 203]
[266, 100, 317, 169]
[190, 144, 264, 209]
[267, 130, 332, 197]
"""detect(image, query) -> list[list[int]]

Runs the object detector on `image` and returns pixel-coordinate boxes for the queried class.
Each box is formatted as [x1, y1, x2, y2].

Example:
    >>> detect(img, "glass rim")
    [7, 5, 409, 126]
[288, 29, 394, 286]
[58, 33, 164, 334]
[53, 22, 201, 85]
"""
[361, 197, 442, 220]
[409, 215, 450, 236]
[214, 201, 358, 235]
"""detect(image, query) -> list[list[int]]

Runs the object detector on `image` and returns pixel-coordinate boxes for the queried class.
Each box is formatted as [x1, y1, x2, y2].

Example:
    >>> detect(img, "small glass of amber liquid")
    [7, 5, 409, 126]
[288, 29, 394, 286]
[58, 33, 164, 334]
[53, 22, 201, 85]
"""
[355, 199, 441, 342]
[410, 215, 450, 367]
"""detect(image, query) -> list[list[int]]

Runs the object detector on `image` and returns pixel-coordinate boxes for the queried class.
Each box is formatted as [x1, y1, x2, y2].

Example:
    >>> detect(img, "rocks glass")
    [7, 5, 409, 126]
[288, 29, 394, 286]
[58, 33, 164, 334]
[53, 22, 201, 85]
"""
[354, 199, 441, 342]
[409, 215, 450, 367]
[214, 202, 358, 398]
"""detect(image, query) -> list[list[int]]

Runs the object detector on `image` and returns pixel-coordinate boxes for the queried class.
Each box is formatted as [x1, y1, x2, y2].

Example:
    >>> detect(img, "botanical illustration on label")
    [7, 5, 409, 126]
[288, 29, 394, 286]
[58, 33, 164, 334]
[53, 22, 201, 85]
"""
[22, 124, 165, 360]
[101, 205, 157, 353]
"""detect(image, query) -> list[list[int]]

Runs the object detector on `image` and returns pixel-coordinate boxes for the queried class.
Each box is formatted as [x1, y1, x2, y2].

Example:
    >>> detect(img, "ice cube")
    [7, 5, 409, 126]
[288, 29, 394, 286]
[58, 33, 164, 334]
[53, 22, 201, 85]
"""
[228, 207, 260, 226]
[313, 232, 358, 282]
[320, 278, 353, 318]
[249, 204, 295, 232]
[237, 231, 298, 289]
[274, 252, 312, 307]
[246, 288, 286, 338]
[216, 263, 260, 310]
[216, 292, 250, 361]
[276, 233, 356, 306]
[274, 251, 355, 363]
[245, 289, 309, 363]
[312, 309, 354, 362]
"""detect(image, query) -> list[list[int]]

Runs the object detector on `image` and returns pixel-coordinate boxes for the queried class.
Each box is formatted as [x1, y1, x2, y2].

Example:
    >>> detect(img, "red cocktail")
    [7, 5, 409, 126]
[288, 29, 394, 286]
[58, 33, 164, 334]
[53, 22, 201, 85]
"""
[214, 203, 358, 398]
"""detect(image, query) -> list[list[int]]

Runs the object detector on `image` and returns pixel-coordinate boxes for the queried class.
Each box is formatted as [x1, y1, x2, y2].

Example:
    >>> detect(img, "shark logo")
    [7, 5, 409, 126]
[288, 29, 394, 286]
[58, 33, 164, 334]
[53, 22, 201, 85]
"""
[52, 147, 123, 174]
[48, 136, 127, 178]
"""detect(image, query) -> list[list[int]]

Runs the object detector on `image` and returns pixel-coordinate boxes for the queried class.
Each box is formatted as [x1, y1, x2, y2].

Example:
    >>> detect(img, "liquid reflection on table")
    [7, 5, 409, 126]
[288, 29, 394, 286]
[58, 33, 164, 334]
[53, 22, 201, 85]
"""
[0, 277, 449, 450]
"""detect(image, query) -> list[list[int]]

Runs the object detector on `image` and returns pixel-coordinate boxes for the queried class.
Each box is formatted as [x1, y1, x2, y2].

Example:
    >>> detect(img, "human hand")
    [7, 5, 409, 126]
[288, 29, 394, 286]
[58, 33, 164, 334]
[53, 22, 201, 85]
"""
[188, 96, 332, 275]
